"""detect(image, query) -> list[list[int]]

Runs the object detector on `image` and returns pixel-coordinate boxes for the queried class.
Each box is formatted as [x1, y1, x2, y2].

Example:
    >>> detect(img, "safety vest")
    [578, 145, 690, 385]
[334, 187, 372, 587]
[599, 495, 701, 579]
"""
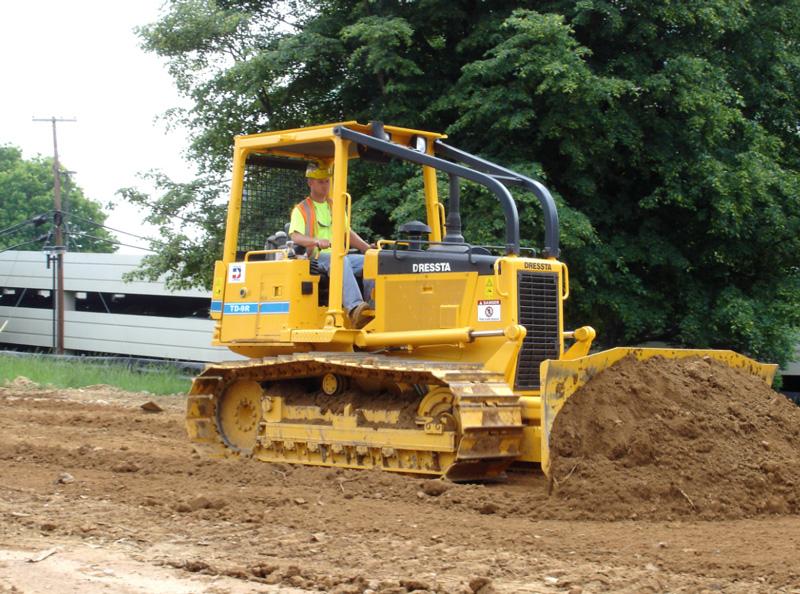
[295, 196, 333, 258]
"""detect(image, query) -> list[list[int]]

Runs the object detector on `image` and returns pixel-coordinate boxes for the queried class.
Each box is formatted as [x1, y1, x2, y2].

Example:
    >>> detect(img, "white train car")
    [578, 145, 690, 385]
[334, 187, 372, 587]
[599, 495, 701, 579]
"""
[0, 250, 242, 362]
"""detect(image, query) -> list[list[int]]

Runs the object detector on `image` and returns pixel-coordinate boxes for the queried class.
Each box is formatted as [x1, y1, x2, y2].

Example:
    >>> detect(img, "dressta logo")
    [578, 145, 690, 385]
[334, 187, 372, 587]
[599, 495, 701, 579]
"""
[412, 262, 452, 273]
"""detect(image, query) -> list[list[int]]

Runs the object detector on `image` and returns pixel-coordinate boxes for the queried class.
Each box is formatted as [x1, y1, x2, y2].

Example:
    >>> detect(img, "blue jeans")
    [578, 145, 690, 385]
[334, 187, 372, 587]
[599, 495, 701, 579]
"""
[315, 253, 374, 312]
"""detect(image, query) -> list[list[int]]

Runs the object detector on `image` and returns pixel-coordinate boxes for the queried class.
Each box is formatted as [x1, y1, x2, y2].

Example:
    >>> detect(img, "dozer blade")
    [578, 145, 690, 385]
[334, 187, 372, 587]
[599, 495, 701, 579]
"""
[539, 347, 778, 476]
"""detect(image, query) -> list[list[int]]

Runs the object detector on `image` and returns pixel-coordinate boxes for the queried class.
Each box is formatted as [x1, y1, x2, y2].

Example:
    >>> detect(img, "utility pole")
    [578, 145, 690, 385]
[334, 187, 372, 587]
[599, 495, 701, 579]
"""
[61, 170, 77, 251]
[33, 116, 76, 354]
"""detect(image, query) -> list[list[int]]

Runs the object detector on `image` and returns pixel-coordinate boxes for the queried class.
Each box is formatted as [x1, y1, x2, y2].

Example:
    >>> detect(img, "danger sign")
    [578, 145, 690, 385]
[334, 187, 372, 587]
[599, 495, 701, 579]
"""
[477, 299, 501, 322]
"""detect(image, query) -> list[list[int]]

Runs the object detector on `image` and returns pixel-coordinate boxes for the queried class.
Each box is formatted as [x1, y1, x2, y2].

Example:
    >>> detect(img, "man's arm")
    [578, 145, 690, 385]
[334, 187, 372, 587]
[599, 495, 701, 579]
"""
[290, 231, 330, 251]
[292, 231, 363, 252]
[350, 230, 371, 254]
[287, 204, 367, 252]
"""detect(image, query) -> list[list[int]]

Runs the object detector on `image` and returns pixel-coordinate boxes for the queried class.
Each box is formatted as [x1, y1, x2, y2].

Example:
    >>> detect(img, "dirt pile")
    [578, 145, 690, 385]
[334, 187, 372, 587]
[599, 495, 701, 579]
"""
[3, 375, 37, 389]
[548, 355, 800, 519]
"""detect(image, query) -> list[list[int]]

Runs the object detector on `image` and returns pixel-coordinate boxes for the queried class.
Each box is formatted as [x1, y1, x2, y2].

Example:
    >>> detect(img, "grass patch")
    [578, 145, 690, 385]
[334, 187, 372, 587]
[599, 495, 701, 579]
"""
[0, 355, 190, 395]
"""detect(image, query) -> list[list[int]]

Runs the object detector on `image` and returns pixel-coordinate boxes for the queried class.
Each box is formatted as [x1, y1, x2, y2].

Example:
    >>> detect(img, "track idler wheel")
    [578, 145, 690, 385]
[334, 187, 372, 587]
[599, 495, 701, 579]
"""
[417, 387, 458, 433]
[321, 372, 348, 396]
[215, 380, 263, 456]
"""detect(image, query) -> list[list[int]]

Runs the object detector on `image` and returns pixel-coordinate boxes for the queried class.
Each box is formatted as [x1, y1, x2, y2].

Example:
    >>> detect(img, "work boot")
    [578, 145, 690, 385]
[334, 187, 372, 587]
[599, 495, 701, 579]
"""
[348, 301, 373, 329]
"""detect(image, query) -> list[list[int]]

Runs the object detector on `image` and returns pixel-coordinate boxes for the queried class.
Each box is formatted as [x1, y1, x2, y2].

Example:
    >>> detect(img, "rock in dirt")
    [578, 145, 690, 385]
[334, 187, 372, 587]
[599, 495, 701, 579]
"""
[111, 461, 140, 473]
[140, 400, 163, 413]
[249, 563, 278, 578]
[548, 355, 800, 520]
[469, 577, 494, 593]
[182, 560, 211, 573]
[55, 472, 74, 484]
[175, 495, 227, 513]
[421, 480, 449, 496]
[400, 579, 430, 591]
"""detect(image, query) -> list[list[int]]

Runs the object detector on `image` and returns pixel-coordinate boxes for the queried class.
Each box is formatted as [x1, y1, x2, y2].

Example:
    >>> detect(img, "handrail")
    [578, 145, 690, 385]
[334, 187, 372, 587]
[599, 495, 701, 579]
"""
[334, 126, 521, 255]
[493, 259, 509, 297]
[244, 249, 290, 261]
[434, 141, 560, 258]
[343, 192, 352, 255]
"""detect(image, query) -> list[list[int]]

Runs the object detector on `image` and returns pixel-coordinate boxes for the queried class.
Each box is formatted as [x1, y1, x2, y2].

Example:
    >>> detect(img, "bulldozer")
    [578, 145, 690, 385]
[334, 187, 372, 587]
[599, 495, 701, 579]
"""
[187, 121, 777, 480]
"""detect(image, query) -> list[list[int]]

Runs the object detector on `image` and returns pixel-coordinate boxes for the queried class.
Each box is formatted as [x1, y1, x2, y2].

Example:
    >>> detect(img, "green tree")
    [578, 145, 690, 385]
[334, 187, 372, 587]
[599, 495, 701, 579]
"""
[118, 171, 227, 290]
[133, 0, 800, 365]
[0, 145, 116, 253]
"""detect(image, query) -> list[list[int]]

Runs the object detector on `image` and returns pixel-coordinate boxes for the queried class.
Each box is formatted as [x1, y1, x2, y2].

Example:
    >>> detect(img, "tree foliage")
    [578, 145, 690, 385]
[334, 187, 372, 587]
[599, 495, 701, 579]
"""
[117, 172, 227, 290]
[134, 0, 800, 365]
[0, 145, 115, 254]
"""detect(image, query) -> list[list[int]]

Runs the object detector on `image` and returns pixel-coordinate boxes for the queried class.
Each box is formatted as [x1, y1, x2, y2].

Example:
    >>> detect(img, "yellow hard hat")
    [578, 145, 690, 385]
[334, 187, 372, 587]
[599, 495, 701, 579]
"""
[305, 161, 332, 179]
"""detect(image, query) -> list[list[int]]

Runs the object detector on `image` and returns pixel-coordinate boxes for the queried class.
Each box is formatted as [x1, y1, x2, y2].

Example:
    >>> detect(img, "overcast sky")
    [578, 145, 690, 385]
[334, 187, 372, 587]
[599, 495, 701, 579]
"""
[0, 0, 193, 253]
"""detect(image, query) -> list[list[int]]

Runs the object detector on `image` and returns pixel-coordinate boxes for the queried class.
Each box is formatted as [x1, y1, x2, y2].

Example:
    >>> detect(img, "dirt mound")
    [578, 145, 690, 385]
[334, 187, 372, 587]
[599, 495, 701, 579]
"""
[548, 355, 800, 519]
[3, 376, 38, 389]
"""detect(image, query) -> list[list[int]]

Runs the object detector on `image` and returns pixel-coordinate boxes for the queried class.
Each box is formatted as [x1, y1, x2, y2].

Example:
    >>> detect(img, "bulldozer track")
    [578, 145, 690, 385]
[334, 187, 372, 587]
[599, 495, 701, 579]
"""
[186, 353, 523, 480]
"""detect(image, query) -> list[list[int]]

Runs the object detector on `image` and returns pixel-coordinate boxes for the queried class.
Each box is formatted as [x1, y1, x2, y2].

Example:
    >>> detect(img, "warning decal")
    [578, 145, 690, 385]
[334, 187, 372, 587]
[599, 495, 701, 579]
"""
[477, 299, 501, 322]
[483, 277, 496, 298]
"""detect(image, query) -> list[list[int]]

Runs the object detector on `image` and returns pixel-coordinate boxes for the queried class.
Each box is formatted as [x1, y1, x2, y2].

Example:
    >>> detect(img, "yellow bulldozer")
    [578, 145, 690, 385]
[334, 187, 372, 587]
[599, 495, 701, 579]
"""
[187, 121, 777, 480]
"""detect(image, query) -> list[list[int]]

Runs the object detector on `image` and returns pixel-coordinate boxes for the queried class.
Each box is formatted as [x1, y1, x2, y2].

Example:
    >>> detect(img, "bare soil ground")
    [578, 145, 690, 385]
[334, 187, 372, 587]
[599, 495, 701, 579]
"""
[1, 371, 800, 594]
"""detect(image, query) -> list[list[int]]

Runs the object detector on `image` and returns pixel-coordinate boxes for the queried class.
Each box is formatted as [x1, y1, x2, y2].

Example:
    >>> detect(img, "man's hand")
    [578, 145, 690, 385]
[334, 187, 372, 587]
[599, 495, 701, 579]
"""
[316, 239, 331, 250]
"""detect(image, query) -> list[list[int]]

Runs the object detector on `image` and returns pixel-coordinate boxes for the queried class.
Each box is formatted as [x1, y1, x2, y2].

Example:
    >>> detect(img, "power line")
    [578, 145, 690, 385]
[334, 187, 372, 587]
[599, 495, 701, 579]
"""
[0, 213, 51, 237]
[0, 227, 156, 254]
[66, 230, 157, 253]
[65, 212, 167, 247]
[0, 235, 50, 255]
[129, 195, 225, 227]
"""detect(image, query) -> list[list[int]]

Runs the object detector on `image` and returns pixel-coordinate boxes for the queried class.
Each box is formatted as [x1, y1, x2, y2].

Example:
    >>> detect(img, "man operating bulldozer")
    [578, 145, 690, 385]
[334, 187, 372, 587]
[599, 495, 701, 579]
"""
[288, 161, 374, 328]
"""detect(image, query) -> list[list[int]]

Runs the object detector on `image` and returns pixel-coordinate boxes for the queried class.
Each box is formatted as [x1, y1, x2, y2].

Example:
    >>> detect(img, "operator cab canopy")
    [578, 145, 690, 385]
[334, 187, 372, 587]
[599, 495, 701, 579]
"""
[233, 121, 445, 161]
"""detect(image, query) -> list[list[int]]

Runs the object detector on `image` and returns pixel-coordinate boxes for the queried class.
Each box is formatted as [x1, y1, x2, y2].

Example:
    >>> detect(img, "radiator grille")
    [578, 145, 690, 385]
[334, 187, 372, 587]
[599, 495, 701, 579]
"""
[514, 271, 560, 390]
